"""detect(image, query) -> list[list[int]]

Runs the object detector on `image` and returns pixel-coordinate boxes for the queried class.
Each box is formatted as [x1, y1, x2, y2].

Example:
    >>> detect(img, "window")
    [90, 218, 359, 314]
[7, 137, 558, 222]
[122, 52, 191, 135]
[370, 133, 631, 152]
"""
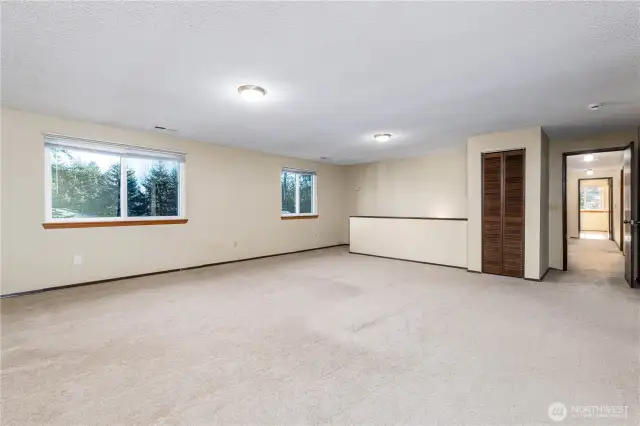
[281, 168, 317, 217]
[580, 186, 603, 210]
[45, 135, 186, 226]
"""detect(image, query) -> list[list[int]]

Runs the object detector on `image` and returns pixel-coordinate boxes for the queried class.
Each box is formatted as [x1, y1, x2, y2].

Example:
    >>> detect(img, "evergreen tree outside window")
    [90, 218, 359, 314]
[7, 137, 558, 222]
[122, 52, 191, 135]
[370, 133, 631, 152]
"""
[45, 136, 185, 222]
[281, 168, 317, 216]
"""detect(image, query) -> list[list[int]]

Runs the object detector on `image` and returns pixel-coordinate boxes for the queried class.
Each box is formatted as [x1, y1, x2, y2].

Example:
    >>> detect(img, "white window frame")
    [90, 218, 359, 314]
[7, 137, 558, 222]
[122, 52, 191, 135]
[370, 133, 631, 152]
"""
[579, 186, 604, 211]
[281, 168, 317, 217]
[44, 134, 187, 223]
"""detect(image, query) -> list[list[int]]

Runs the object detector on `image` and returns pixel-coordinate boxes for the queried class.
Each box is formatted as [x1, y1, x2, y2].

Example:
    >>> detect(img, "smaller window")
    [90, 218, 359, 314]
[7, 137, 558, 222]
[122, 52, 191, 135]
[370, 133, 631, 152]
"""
[580, 186, 603, 210]
[281, 168, 317, 216]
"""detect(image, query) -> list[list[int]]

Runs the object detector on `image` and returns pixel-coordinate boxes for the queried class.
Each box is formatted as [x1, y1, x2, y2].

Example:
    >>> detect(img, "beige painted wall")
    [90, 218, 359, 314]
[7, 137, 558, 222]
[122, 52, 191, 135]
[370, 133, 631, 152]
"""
[1, 109, 348, 294]
[2, 109, 634, 292]
[580, 211, 609, 232]
[344, 150, 467, 269]
[539, 130, 550, 277]
[467, 126, 544, 279]
[345, 149, 467, 219]
[548, 130, 636, 269]
[350, 217, 467, 268]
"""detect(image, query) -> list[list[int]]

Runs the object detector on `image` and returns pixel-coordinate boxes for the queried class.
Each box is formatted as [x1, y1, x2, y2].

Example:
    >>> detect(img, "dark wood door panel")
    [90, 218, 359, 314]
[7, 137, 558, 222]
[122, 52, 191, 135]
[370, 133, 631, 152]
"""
[503, 150, 525, 278]
[482, 150, 525, 278]
[483, 219, 503, 274]
[503, 218, 525, 277]
[482, 153, 504, 274]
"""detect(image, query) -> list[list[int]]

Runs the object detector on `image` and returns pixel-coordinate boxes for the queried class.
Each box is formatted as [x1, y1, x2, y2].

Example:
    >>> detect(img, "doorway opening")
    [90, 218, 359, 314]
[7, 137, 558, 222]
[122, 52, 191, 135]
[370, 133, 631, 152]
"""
[562, 143, 636, 287]
[578, 177, 612, 241]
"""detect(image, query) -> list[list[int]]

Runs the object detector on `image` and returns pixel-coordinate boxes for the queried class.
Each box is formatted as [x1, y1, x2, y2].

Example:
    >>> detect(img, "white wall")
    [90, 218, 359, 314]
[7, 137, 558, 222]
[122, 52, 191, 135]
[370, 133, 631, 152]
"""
[539, 130, 550, 277]
[1, 109, 349, 294]
[345, 149, 468, 267]
[548, 130, 636, 269]
[346, 149, 467, 218]
[467, 126, 544, 279]
[350, 217, 467, 268]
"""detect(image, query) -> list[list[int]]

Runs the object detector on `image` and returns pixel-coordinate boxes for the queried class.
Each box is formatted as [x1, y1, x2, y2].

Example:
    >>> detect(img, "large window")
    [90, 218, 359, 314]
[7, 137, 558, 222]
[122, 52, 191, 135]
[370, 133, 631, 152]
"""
[580, 186, 603, 210]
[45, 135, 186, 224]
[281, 168, 317, 217]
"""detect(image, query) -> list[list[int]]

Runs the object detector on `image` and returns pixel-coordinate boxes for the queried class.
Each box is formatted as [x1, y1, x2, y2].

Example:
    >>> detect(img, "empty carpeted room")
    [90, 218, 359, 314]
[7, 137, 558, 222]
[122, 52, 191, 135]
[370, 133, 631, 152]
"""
[1, 2, 639, 425]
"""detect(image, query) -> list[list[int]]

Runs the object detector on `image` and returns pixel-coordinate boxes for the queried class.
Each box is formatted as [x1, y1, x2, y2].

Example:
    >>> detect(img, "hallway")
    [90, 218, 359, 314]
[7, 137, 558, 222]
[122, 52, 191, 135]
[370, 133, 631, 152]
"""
[568, 237, 625, 280]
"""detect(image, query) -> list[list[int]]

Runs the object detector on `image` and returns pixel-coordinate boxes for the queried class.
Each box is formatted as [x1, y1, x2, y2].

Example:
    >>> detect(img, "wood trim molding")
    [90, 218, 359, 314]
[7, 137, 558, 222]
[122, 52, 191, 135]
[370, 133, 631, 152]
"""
[42, 219, 188, 229]
[349, 251, 466, 270]
[281, 215, 318, 220]
[579, 210, 610, 213]
[1, 244, 348, 299]
[350, 216, 468, 221]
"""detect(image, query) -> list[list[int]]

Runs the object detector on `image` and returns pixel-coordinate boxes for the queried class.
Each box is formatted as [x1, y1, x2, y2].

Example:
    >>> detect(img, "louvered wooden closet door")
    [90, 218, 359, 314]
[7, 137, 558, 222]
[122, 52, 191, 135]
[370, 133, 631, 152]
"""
[482, 153, 503, 275]
[502, 150, 525, 277]
[482, 150, 525, 277]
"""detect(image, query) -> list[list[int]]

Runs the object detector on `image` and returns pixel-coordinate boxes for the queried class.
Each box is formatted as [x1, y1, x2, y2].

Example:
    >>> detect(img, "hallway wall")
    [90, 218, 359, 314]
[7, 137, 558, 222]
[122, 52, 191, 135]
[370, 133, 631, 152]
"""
[549, 130, 637, 269]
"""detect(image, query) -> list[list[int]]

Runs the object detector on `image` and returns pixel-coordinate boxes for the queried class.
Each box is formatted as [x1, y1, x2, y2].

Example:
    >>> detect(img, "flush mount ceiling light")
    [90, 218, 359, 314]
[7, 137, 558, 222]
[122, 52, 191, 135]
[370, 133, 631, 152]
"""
[584, 154, 594, 162]
[374, 133, 392, 143]
[586, 169, 594, 176]
[588, 102, 603, 111]
[237, 85, 267, 100]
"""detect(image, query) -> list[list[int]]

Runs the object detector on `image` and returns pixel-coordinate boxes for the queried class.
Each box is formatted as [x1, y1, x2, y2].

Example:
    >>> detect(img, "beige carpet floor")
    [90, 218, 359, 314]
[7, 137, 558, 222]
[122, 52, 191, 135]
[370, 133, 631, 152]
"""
[568, 236, 626, 279]
[2, 245, 638, 425]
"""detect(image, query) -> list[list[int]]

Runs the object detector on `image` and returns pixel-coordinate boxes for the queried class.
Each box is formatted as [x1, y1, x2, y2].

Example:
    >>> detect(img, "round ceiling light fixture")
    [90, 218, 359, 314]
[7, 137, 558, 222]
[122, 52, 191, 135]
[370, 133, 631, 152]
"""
[584, 154, 594, 162]
[237, 85, 267, 100]
[374, 133, 392, 143]
[586, 169, 594, 176]
[588, 102, 603, 111]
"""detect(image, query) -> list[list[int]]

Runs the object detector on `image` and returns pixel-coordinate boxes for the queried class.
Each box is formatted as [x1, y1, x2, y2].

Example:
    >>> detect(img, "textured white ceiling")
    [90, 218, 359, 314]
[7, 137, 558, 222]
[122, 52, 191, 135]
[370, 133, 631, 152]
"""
[567, 150, 624, 172]
[2, 2, 639, 164]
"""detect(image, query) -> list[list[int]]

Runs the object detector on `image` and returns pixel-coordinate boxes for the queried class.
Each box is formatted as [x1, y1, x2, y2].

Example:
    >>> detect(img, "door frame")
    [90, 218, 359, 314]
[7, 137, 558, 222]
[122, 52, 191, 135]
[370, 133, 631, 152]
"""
[562, 143, 635, 280]
[577, 177, 613, 238]
[620, 169, 624, 251]
[481, 149, 526, 278]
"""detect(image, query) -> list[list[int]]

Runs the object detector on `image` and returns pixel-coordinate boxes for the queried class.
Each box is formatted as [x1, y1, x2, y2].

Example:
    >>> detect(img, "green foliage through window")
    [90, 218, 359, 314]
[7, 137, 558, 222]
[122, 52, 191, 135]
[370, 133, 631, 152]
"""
[281, 169, 316, 215]
[49, 147, 181, 219]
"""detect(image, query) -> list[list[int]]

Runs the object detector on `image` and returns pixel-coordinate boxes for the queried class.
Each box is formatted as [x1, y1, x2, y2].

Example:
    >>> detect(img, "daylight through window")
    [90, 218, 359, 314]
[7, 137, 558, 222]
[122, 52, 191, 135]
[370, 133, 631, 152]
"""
[45, 136, 186, 222]
[281, 168, 317, 216]
[579, 186, 603, 211]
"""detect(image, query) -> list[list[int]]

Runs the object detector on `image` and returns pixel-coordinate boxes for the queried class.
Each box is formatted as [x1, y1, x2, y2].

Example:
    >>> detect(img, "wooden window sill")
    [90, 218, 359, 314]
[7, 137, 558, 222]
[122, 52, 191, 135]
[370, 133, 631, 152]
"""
[281, 215, 319, 220]
[42, 219, 188, 229]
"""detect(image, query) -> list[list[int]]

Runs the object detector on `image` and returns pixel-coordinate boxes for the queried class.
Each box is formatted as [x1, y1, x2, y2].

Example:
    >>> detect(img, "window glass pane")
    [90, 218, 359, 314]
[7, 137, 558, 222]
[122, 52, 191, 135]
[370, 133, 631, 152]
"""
[127, 158, 180, 217]
[299, 174, 314, 213]
[581, 186, 603, 210]
[281, 171, 296, 214]
[50, 147, 121, 219]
